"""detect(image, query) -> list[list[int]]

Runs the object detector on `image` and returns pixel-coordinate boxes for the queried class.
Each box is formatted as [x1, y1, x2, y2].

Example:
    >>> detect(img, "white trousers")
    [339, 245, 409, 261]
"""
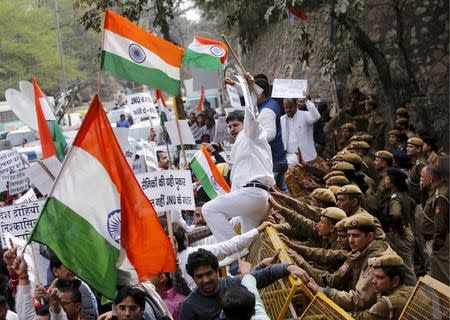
[202, 187, 270, 242]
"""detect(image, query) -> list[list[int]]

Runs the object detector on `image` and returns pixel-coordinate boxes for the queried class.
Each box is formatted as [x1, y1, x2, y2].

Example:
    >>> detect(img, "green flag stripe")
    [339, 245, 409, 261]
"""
[190, 157, 218, 200]
[30, 197, 119, 299]
[101, 51, 180, 96]
[182, 49, 223, 70]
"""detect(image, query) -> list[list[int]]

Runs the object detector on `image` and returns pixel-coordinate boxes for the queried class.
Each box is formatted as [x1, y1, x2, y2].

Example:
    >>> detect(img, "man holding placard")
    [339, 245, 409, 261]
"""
[202, 76, 275, 243]
[280, 93, 321, 165]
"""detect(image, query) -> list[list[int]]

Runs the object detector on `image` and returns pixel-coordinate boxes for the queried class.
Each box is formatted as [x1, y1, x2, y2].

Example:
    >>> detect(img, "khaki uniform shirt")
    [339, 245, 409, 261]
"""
[327, 241, 397, 312]
[353, 285, 414, 320]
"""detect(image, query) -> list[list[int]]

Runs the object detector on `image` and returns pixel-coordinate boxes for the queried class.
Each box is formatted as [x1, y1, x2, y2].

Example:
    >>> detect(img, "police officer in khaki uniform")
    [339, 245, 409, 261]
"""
[323, 170, 345, 181]
[380, 168, 417, 285]
[336, 185, 369, 217]
[305, 213, 397, 312]
[332, 161, 369, 194]
[420, 165, 449, 284]
[406, 137, 427, 203]
[387, 129, 406, 153]
[348, 141, 378, 182]
[353, 255, 414, 320]
[421, 135, 442, 168]
[373, 151, 394, 204]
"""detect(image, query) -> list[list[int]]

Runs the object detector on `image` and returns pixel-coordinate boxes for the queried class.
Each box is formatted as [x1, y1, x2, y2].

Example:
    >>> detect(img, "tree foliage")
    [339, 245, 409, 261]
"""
[0, 0, 95, 99]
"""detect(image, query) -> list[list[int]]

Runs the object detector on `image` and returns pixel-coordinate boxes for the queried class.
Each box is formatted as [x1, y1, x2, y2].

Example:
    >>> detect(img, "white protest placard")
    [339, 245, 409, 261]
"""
[136, 170, 195, 213]
[213, 117, 229, 143]
[24, 156, 61, 196]
[222, 141, 234, 164]
[140, 140, 157, 169]
[0, 200, 45, 248]
[112, 127, 130, 153]
[15, 188, 38, 204]
[0, 150, 24, 180]
[6, 233, 50, 288]
[8, 170, 29, 196]
[235, 75, 253, 112]
[271, 79, 308, 98]
[165, 120, 196, 146]
[126, 92, 158, 122]
[226, 85, 243, 109]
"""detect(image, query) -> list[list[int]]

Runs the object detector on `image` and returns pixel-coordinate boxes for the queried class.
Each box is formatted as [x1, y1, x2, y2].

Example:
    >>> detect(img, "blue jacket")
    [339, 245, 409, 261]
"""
[257, 98, 287, 169]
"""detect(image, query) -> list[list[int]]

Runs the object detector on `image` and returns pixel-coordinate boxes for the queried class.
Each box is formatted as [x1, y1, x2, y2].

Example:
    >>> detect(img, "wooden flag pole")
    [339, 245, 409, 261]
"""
[220, 34, 248, 75]
[165, 211, 176, 254]
[172, 97, 188, 166]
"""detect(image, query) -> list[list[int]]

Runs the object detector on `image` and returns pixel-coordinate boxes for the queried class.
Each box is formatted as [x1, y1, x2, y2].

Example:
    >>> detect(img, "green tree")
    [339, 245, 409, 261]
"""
[0, 0, 86, 99]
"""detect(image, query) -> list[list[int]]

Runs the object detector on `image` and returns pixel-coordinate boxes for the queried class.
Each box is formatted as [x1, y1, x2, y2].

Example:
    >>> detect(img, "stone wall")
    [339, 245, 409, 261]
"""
[243, 0, 449, 148]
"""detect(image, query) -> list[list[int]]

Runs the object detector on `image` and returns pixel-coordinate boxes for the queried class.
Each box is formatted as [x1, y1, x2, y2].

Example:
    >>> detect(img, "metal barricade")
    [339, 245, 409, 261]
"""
[399, 275, 450, 320]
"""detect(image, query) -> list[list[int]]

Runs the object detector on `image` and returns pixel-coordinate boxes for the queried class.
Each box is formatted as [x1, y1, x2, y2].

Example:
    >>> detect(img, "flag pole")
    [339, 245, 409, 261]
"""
[220, 34, 248, 75]
[220, 34, 259, 94]
[97, 12, 106, 95]
[172, 97, 188, 166]
[165, 211, 176, 253]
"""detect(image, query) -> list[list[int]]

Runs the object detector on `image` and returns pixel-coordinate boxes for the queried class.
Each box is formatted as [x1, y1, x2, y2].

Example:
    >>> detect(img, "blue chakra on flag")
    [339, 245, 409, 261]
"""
[129, 43, 146, 63]
[209, 45, 225, 57]
[210, 176, 220, 191]
[107, 209, 121, 244]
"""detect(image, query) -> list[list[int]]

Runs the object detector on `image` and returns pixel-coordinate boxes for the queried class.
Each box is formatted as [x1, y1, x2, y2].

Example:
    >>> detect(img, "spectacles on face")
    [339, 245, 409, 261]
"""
[117, 305, 141, 313]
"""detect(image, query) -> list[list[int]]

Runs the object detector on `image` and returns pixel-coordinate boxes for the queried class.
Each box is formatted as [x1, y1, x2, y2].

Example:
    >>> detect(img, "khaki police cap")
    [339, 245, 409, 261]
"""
[326, 175, 349, 186]
[345, 212, 376, 229]
[360, 133, 373, 142]
[337, 184, 362, 196]
[396, 117, 409, 125]
[407, 137, 424, 147]
[349, 141, 370, 150]
[370, 254, 404, 269]
[341, 152, 363, 165]
[328, 185, 341, 195]
[349, 134, 363, 142]
[321, 207, 347, 222]
[335, 216, 350, 230]
[340, 122, 357, 131]
[374, 150, 394, 161]
[323, 171, 345, 181]
[395, 107, 408, 115]
[332, 161, 355, 172]
[311, 188, 336, 204]
[388, 129, 401, 137]
[333, 154, 345, 162]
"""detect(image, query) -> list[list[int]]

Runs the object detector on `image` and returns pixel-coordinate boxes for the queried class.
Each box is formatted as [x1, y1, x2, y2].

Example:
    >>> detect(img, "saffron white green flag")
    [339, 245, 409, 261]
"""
[182, 36, 228, 70]
[29, 95, 176, 299]
[190, 145, 230, 199]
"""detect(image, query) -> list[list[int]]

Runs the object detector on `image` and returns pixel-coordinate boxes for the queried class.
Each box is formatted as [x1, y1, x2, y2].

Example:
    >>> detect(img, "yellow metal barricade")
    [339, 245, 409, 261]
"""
[399, 275, 450, 320]
[248, 226, 353, 319]
[299, 291, 354, 319]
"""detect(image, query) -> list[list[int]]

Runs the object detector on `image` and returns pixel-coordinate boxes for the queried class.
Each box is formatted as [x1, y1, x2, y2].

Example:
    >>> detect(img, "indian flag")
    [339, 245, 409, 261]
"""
[190, 145, 230, 199]
[29, 95, 176, 299]
[182, 36, 228, 70]
[101, 10, 184, 96]
[32, 77, 67, 161]
[156, 89, 172, 124]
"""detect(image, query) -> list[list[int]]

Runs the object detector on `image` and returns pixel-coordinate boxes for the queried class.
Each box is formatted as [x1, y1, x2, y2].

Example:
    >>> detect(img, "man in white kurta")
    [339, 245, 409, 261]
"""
[202, 91, 275, 243]
[281, 97, 321, 166]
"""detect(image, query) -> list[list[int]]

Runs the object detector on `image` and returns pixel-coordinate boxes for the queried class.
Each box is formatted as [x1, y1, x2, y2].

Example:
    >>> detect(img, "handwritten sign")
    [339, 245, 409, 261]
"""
[136, 170, 195, 213]
[271, 79, 307, 98]
[8, 170, 29, 196]
[126, 92, 158, 122]
[140, 140, 158, 169]
[226, 85, 243, 109]
[0, 201, 45, 248]
[222, 141, 234, 164]
[0, 150, 24, 180]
